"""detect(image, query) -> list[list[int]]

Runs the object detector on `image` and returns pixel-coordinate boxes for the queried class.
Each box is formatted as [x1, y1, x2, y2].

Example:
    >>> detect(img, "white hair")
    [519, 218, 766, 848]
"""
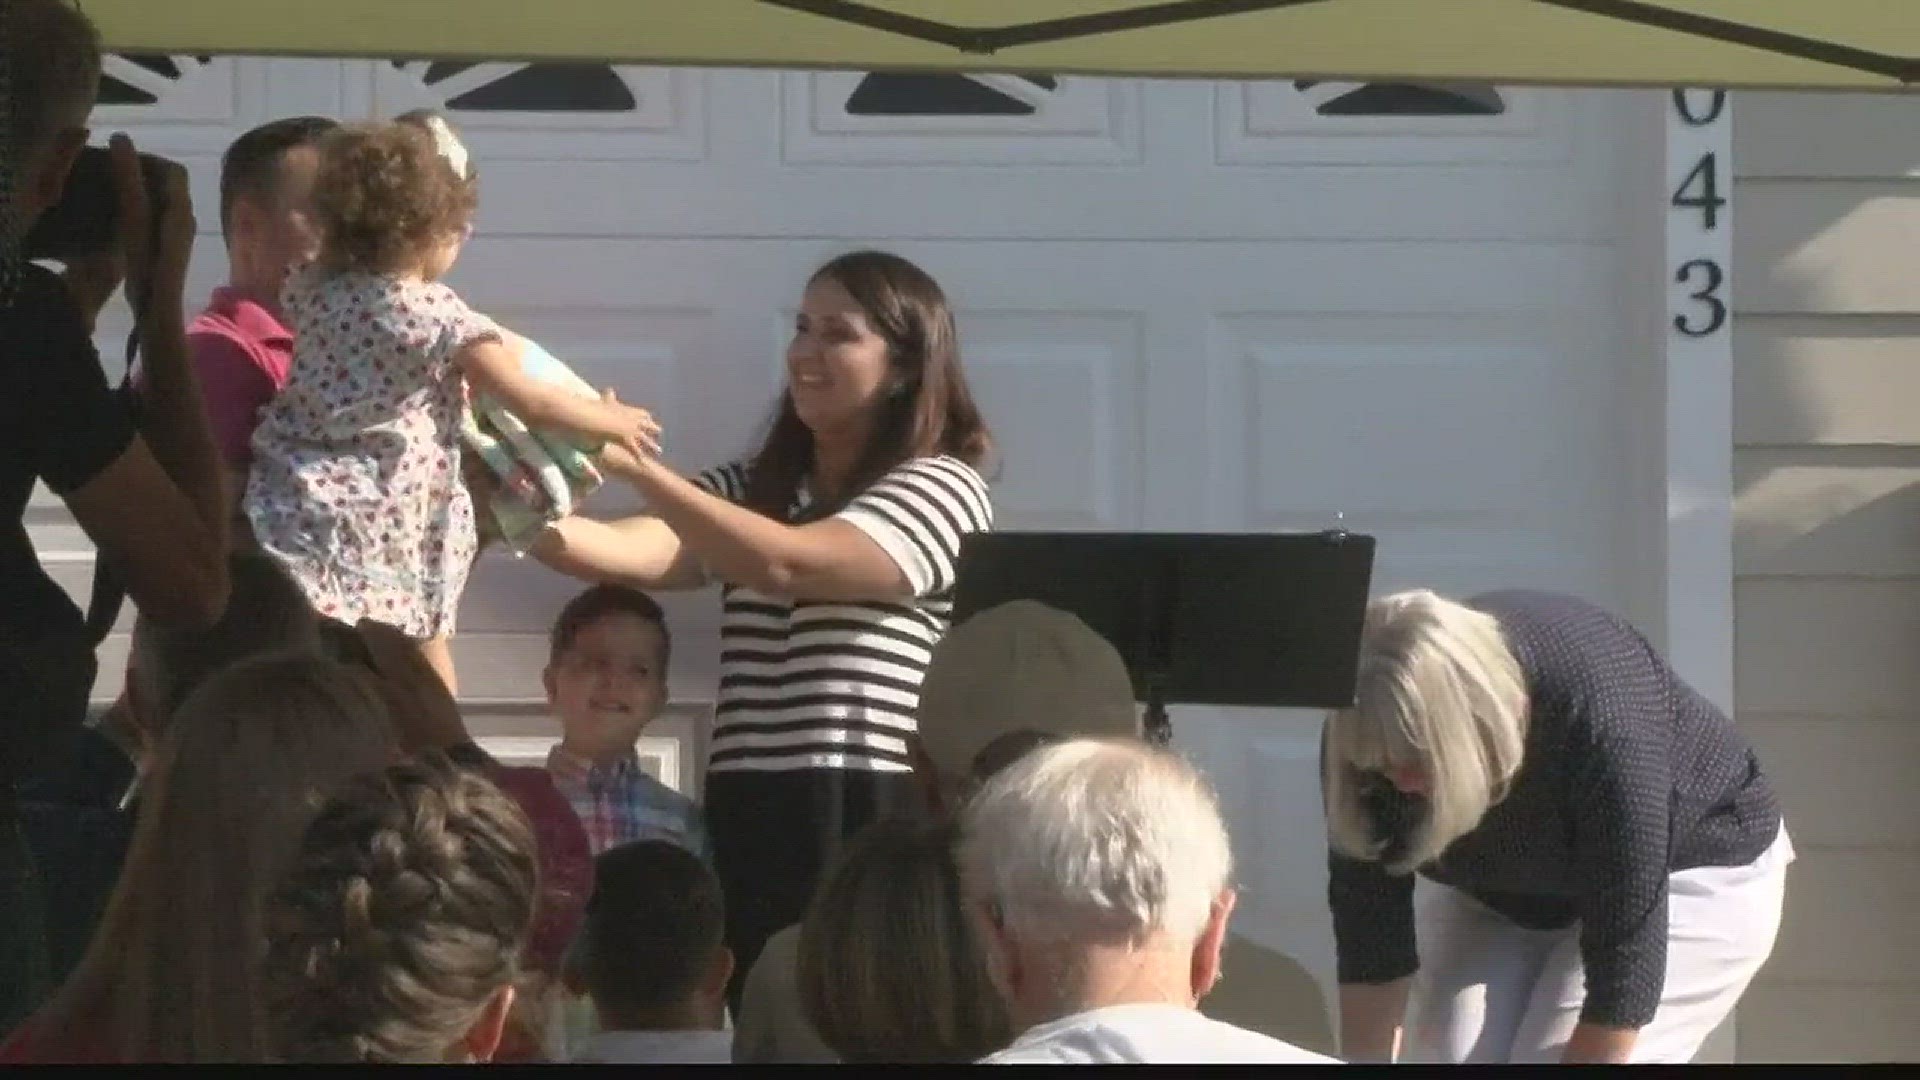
[1323, 589, 1529, 874]
[959, 738, 1233, 950]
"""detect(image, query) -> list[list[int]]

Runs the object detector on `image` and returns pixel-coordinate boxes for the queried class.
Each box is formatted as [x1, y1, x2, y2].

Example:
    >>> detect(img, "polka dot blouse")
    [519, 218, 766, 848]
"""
[1325, 588, 1782, 1030]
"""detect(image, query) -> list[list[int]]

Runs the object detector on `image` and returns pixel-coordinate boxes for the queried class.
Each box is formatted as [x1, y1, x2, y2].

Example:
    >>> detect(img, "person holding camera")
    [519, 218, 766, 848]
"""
[1, 0, 233, 1031]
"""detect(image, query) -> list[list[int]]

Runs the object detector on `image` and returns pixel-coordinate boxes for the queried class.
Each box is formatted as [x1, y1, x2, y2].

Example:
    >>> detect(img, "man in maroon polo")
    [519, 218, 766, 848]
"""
[179, 116, 339, 484]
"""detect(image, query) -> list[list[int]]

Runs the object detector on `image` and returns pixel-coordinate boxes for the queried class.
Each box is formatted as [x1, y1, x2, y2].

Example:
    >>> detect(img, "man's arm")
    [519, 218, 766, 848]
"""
[121, 148, 230, 558]
[57, 139, 229, 626]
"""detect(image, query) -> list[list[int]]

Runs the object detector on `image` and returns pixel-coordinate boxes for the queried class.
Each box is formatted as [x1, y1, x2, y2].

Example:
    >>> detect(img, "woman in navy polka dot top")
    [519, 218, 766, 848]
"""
[1321, 589, 1792, 1064]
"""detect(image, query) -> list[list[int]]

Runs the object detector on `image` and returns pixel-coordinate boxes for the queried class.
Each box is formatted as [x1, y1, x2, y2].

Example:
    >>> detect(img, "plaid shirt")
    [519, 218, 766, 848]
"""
[546, 745, 711, 862]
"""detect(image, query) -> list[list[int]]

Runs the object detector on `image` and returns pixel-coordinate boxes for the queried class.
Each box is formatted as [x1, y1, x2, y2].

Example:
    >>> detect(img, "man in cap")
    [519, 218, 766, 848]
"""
[731, 600, 1335, 1062]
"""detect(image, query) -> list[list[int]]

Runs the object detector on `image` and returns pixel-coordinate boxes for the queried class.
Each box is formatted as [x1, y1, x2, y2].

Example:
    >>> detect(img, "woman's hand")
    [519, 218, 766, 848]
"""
[1562, 1021, 1637, 1064]
[593, 430, 653, 479]
[112, 133, 195, 317]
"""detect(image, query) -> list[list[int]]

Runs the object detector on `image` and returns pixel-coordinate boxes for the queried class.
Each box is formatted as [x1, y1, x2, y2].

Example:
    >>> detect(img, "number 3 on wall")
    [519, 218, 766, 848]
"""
[1673, 257, 1726, 337]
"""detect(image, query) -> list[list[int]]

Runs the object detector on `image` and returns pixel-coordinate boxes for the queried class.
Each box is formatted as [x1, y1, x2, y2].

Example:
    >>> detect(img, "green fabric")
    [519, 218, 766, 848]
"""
[461, 335, 606, 552]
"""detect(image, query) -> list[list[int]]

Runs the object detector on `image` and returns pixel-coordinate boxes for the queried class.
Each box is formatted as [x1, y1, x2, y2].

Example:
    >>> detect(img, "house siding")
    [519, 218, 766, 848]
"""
[1733, 90, 1920, 1063]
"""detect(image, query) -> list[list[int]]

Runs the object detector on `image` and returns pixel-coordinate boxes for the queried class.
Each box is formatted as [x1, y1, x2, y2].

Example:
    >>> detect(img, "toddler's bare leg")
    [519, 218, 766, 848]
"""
[418, 634, 459, 697]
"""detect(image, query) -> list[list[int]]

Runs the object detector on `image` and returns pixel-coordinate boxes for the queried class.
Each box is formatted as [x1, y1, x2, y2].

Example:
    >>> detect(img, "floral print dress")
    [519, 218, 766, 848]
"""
[244, 266, 498, 639]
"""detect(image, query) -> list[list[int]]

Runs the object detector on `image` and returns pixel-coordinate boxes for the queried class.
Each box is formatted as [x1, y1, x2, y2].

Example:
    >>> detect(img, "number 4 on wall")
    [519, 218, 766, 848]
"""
[1672, 153, 1726, 231]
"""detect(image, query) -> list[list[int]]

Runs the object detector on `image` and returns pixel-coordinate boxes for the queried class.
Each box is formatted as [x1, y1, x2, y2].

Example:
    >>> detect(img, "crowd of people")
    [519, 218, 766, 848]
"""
[0, 0, 1794, 1064]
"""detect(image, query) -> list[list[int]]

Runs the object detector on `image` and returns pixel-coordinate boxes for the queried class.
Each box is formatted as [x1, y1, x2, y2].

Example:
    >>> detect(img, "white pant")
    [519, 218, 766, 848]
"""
[1403, 825, 1794, 1064]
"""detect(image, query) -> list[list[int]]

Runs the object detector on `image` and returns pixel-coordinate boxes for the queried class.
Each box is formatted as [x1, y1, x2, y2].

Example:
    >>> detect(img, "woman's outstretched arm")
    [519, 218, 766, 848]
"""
[530, 513, 709, 592]
[608, 453, 913, 602]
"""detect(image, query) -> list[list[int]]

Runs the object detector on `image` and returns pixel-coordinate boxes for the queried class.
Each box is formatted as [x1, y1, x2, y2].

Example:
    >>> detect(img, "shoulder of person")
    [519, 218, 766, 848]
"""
[882, 453, 987, 484]
[865, 454, 992, 501]
[858, 454, 994, 527]
[0, 261, 83, 332]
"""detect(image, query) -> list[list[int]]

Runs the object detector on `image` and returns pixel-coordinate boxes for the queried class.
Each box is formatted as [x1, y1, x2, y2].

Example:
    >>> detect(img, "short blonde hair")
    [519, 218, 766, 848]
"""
[1323, 590, 1529, 874]
[960, 738, 1233, 950]
[2, 0, 101, 160]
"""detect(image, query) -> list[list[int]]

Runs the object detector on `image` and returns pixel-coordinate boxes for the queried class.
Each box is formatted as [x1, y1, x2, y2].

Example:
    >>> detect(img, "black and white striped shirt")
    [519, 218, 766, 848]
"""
[696, 455, 995, 774]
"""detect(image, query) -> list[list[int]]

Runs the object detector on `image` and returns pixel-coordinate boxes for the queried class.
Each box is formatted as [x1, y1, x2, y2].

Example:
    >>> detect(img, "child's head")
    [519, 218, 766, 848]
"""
[544, 584, 671, 759]
[311, 117, 475, 278]
[571, 840, 731, 1031]
[261, 755, 539, 1063]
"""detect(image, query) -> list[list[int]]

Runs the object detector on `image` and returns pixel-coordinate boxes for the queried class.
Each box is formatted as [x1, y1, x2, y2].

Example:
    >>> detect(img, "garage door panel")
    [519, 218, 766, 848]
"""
[781, 71, 1141, 166]
[364, 63, 709, 162]
[443, 162, 1613, 242]
[962, 314, 1147, 531]
[1364, 527, 1618, 603]
[1237, 343, 1607, 525]
[1218, 80, 1575, 168]
[450, 239, 1615, 312]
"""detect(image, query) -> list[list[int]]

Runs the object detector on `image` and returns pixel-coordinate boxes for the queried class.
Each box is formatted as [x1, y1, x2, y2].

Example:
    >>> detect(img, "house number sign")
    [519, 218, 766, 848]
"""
[1669, 89, 1731, 339]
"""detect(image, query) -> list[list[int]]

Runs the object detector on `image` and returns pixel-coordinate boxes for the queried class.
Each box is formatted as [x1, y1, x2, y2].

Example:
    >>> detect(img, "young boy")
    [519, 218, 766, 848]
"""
[543, 584, 709, 860]
[566, 840, 735, 1063]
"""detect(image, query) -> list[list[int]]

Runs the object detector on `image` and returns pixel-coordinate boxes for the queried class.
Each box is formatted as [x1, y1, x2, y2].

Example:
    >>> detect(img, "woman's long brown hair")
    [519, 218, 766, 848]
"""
[742, 250, 994, 520]
[32, 653, 396, 1062]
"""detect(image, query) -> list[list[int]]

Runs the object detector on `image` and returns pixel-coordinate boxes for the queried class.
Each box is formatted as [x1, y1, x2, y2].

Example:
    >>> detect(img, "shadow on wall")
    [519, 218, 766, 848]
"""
[1724, 90, 1920, 1063]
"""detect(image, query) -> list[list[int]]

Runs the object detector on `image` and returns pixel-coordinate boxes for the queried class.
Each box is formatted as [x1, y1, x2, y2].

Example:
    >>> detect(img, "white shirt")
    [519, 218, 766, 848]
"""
[569, 1029, 735, 1064]
[980, 1003, 1341, 1064]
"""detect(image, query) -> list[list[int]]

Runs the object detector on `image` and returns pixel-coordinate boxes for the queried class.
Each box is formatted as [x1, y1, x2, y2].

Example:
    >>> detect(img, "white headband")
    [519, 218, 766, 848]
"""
[421, 114, 471, 180]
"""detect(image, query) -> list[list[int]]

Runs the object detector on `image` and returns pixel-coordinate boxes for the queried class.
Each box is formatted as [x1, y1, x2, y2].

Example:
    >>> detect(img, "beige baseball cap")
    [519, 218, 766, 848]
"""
[916, 600, 1142, 777]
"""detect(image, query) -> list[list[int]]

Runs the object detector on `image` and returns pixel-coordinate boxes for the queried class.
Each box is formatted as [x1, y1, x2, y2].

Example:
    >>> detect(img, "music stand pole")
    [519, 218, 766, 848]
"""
[1144, 681, 1172, 747]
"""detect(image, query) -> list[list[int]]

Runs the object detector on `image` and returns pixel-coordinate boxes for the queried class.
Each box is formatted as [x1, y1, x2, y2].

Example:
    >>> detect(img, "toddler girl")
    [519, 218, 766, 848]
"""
[245, 118, 658, 693]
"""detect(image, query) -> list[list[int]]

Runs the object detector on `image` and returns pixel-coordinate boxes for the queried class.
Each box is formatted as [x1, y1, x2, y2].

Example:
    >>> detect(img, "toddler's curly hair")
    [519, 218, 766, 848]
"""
[260, 754, 538, 1063]
[313, 120, 477, 274]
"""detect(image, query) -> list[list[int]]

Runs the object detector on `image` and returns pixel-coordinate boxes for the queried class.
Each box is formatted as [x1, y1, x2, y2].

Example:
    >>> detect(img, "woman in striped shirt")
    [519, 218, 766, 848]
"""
[534, 251, 995, 1006]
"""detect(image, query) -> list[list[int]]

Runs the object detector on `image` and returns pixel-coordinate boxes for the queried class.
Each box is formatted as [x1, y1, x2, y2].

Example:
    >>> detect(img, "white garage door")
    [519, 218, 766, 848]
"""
[43, 57, 1644, 1022]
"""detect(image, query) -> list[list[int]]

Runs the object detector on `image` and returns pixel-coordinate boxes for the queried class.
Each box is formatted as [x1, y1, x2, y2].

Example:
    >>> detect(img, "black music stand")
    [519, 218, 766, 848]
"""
[952, 531, 1376, 744]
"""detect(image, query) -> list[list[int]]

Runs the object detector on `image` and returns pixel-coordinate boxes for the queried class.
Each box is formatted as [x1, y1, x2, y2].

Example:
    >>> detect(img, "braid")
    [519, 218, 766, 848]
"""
[262, 755, 539, 1063]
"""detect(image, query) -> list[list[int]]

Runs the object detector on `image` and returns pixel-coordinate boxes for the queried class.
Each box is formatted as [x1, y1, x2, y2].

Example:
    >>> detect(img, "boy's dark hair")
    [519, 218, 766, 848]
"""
[549, 584, 670, 666]
[577, 840, 724, 1021]
[218, 115, 339, 241]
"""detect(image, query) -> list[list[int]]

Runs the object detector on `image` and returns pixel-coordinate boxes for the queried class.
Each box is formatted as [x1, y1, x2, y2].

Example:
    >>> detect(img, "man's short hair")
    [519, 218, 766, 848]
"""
[1, 0, 102, 161]
[960, 738, 1234, 949]
[574, 840, 724, 1020]
[128, 552, 323, 732]
[548, 583, 670, 667]
[218, 115, 339, 239]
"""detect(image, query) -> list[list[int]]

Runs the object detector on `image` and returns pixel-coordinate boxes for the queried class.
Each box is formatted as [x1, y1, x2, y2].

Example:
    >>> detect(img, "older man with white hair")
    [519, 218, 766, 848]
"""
[960, 737, 1337, 1064]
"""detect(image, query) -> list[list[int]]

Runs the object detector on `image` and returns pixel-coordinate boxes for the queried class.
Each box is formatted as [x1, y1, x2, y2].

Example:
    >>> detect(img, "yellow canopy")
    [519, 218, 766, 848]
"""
[78, 0, 1919, 92]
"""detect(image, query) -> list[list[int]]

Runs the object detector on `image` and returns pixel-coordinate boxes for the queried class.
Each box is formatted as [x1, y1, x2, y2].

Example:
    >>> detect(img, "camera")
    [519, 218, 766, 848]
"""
[18, 145, 170, 263]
